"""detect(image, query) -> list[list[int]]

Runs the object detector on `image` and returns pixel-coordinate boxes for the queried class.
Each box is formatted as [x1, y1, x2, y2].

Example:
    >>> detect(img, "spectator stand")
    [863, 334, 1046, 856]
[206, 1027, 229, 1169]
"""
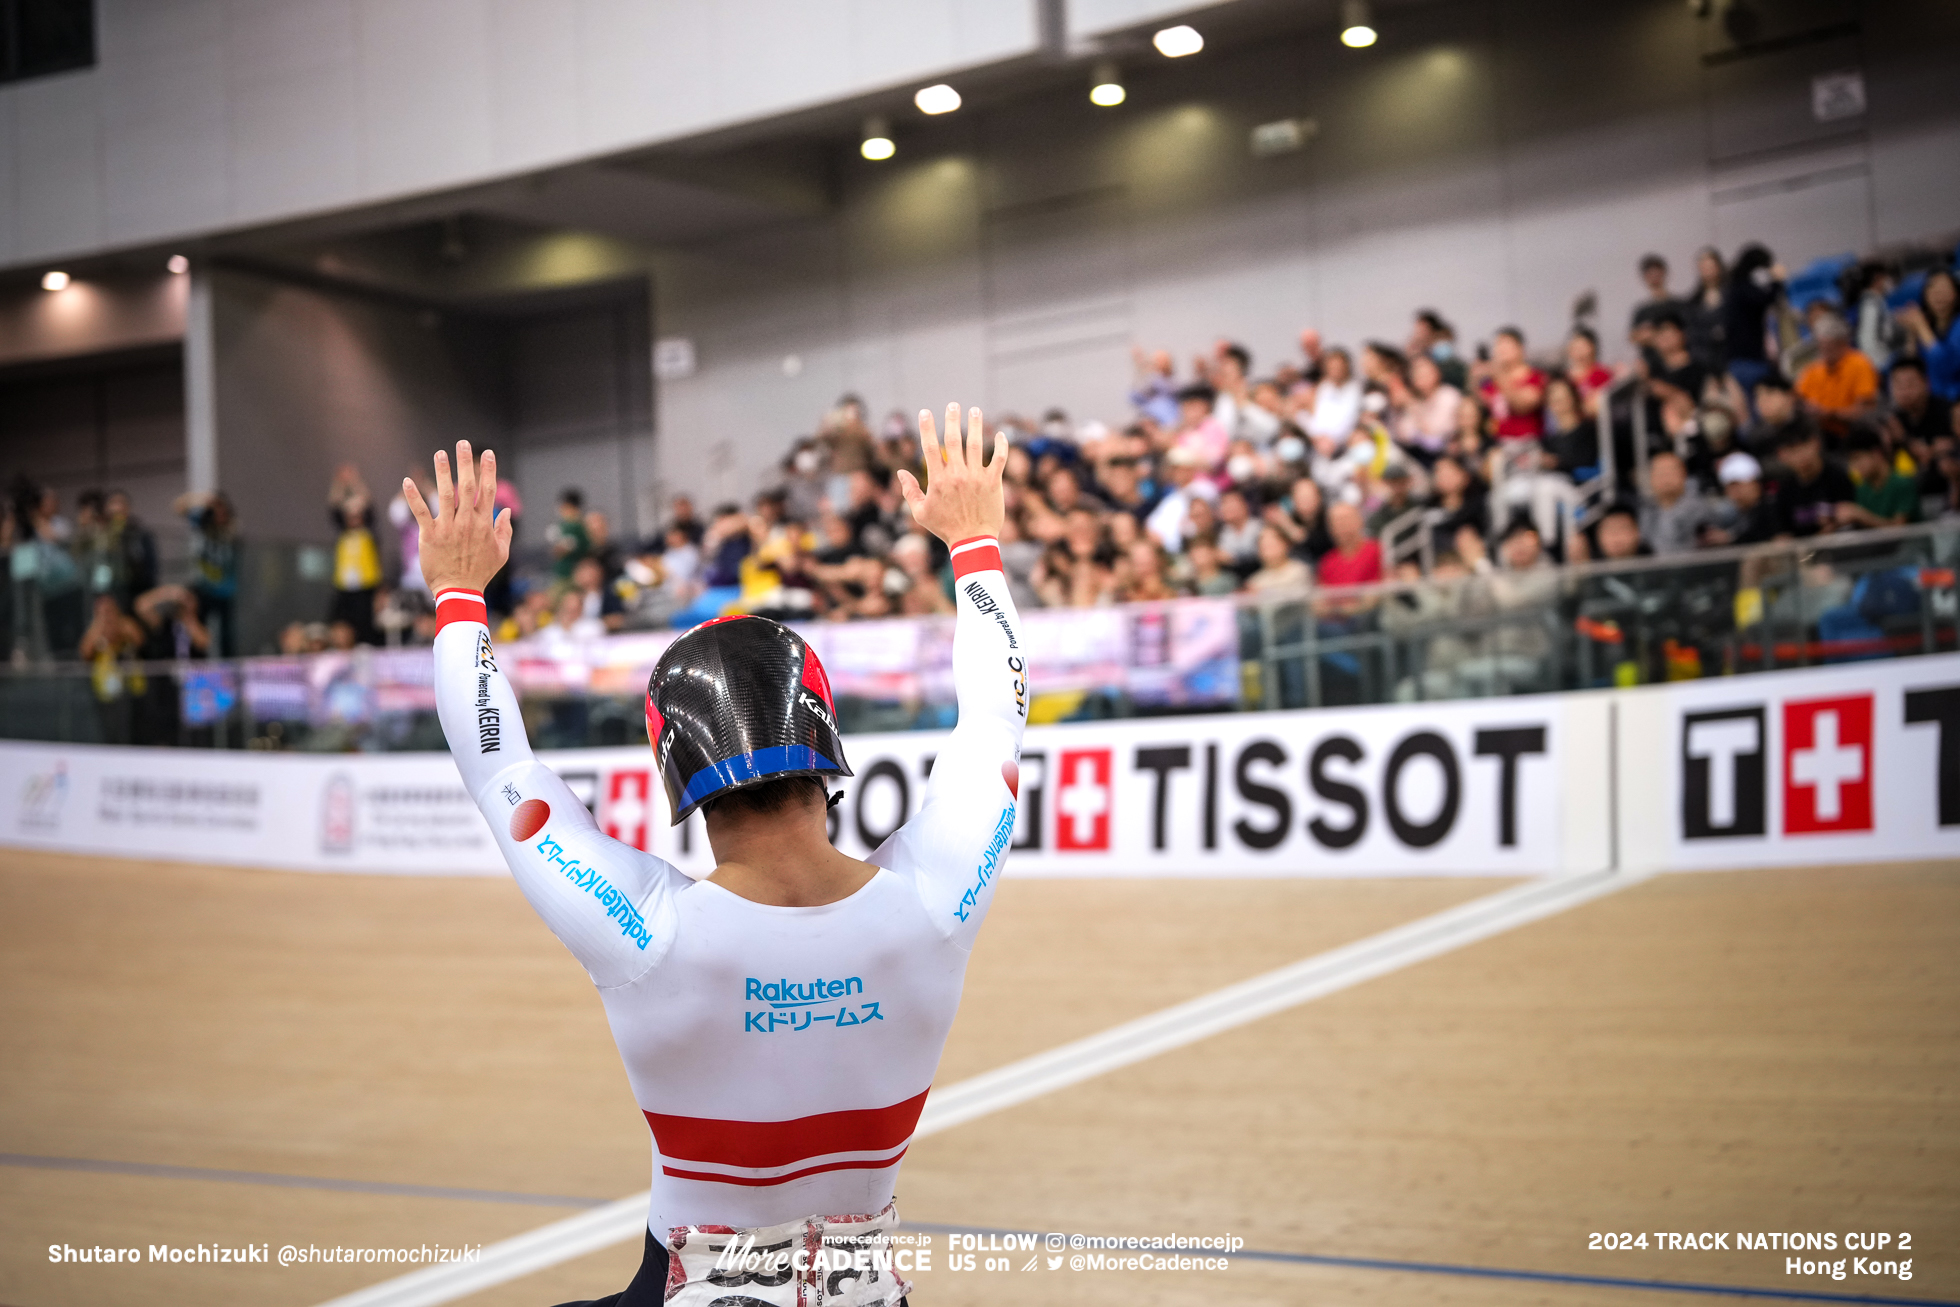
[0, 521, 1953, 747]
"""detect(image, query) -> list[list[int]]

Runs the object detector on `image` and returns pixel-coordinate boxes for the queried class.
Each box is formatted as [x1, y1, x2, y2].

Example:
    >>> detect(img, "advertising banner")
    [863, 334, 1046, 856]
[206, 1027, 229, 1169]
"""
[0, 701, 1566, 879]
[233, 599, 1242, 735]
[1626, 654, 1960, 871]
[816, 699, 1565, 877]
[3, 746, 506, 876]
[4, 655, 1954, 878]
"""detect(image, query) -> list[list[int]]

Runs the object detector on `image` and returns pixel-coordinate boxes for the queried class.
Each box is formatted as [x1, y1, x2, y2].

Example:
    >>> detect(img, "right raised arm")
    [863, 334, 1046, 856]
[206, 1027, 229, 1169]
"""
[413, 443, 679, 988]
[884, 406, 1027, 950]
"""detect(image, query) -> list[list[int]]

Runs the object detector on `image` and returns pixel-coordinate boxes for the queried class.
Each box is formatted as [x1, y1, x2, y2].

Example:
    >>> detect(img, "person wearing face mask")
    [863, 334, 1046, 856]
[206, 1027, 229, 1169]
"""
[781, 439, 829, 525]
[1222, 440, 1262, 489]
[1408, 310, 1468, 390]
[1270, 423, 1312, 478]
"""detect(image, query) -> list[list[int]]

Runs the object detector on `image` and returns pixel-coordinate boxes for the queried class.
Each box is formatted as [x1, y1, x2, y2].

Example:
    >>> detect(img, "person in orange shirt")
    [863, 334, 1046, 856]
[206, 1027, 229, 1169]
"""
[1794, 311, 1879, 438]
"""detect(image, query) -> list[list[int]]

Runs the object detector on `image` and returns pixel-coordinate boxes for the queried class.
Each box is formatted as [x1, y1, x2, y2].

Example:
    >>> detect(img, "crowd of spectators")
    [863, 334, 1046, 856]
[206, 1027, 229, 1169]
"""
[1, 476, 238, 740]
[566, 245, 1960, 638]
[7, 241, 1959, 682]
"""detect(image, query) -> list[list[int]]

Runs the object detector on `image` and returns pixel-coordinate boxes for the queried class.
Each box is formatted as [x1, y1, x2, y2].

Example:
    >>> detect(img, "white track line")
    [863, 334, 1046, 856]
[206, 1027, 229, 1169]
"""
[315, 869, 1640, 1307]
[915, 867, 1637, 1134]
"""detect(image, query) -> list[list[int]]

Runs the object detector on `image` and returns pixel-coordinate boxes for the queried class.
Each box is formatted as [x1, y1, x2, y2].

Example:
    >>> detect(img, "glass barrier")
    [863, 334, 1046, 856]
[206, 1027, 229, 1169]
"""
[2, 522, 1953, 750]
[1241, 519, 1956, 710]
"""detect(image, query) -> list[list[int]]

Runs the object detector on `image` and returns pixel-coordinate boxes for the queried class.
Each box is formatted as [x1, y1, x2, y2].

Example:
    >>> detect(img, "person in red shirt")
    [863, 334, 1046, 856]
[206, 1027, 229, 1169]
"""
[1563, 326, 1616, 416]
[1315, 500, 1383, 587]
[1477, 327, 1547, 440]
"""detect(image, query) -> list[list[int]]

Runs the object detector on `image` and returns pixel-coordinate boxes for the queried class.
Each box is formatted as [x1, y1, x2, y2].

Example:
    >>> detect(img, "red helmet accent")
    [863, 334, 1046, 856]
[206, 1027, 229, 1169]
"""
[800, 644, 836, 712]
[645, 688, 666, 752]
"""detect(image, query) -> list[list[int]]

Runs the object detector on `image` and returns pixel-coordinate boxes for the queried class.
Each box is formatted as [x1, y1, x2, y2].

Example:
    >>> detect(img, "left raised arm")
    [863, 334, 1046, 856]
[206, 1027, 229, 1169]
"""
[883, 406, 1028, 949]
[410, 443, 678, 987]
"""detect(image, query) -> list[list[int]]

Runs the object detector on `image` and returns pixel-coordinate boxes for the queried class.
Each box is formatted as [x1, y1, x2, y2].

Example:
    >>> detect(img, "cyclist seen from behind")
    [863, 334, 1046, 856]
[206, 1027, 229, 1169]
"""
[408, 404, 1026, 1306]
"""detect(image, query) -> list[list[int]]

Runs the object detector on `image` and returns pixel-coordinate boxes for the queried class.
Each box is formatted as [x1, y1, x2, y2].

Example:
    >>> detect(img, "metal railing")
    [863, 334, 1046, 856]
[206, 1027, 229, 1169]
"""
[1240, 521, 1957, 709]
[1386, 375, 1653, 577]
[1380, 504, 1435, 573]
[1, 522, 1954, 748]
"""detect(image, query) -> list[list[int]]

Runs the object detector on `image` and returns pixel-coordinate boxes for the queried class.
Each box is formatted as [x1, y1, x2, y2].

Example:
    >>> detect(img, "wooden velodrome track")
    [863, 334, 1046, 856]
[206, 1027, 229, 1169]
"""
[1, 849, 1955, 1306]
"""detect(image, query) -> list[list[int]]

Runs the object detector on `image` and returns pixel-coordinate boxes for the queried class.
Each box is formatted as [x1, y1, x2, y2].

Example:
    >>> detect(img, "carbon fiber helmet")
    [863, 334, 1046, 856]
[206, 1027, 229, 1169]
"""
[646, 615, 851, 825]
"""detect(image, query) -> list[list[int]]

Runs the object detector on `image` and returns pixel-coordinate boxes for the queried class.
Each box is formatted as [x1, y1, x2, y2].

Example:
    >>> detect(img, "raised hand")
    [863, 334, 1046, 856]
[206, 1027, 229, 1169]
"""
[403, 441, 512, 594]
[896, 403, 1007, 545]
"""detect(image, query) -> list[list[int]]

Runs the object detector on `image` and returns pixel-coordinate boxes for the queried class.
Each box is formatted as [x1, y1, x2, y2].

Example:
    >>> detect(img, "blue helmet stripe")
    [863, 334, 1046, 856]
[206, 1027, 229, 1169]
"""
[677, 746, 843, 811]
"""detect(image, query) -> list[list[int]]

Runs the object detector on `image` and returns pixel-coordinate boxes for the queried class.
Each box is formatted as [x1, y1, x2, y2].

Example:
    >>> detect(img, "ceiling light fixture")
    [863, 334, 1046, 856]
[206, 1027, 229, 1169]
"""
[1340, 0, 1378, 47]
[1090, 61, 1126, 106]
[914, 83, 960, 115]
[41, 270, 70, 291]
[1152, 24, 1203, 57]
[167, 255, 189, 275]
[860, 116, 895, 161]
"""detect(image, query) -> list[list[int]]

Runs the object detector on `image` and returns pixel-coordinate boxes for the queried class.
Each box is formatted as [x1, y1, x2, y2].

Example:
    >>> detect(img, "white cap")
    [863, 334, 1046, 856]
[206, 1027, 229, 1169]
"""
[1718, 451, 1762, 485]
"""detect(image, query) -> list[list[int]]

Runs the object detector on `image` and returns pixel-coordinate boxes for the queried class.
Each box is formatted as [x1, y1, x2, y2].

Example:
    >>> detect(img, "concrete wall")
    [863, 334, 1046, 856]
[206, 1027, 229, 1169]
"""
[0, 354, 189, 568]
[645, 0, 1960, 508]
[0, 0, 1040, 269]
[204, 267, 651, 551]
[8, 0, 1955, 536]
[499, 290, 654, 545]
[209, 269, 504, 552]
[0, 272, 186, 366]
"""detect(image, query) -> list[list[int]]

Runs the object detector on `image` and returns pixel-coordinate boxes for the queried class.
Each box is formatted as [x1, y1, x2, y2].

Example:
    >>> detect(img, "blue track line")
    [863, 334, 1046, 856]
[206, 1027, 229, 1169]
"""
[905, 1223, 1954, 1307]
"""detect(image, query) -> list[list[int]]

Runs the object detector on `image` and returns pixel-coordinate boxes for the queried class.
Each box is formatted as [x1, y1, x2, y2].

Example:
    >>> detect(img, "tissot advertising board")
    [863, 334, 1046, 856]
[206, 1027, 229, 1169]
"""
[4, 655, 1954, 877]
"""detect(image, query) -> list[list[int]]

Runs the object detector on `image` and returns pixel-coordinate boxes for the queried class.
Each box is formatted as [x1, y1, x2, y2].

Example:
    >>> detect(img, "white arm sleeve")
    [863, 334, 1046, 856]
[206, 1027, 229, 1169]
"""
[432, 589, 680, 988]
[874, 539, 1028, 951]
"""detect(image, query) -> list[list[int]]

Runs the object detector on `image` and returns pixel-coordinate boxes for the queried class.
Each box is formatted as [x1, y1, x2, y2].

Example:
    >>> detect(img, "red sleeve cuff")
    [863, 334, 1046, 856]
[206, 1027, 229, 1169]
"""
[434, 588, 489, 632]
[949, 536, 1002, 579]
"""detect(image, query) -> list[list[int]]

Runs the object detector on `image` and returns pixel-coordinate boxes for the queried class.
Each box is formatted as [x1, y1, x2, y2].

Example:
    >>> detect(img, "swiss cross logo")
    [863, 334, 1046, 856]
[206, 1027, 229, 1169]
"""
[1782, 695, 1874, 834]
[605, 770, 653, 850]
[1054, 748, 1112, 851]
